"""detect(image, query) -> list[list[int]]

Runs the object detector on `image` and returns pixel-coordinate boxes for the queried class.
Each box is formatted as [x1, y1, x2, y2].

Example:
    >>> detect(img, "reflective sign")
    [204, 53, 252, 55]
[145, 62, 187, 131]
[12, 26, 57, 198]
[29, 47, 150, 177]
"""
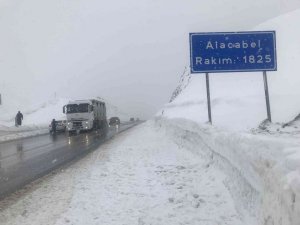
[189, 31, 277, 73]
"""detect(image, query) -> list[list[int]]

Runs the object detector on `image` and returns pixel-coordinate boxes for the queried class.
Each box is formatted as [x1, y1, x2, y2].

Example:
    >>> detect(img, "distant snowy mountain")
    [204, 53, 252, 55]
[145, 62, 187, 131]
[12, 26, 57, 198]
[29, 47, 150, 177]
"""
[161, 9, 300, 131]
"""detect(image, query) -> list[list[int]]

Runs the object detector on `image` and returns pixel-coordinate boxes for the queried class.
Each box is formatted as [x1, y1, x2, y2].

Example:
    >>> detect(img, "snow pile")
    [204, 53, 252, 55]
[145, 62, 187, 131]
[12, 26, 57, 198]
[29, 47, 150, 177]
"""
[155, 117, 300, 225]
[282, 114, 300, 132]
[0, 127, 49, 143]
[161, 9, 300, 131]
[252, 114, 300, 136]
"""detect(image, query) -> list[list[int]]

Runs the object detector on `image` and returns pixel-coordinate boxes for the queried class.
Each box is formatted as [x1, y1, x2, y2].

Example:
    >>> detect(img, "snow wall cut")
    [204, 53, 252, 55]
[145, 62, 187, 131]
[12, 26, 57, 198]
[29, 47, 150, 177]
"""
[155, 117, 300, 225]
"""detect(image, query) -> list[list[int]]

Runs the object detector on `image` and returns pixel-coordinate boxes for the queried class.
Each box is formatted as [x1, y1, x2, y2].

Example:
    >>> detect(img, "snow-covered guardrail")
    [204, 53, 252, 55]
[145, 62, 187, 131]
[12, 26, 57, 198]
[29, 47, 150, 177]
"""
[155, 117, 300, 225]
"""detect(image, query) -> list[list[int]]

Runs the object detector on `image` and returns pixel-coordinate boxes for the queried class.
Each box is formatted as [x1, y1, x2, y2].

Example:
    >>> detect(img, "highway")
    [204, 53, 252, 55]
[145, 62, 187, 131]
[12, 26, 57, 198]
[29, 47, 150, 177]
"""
[0, 122, 139, 199]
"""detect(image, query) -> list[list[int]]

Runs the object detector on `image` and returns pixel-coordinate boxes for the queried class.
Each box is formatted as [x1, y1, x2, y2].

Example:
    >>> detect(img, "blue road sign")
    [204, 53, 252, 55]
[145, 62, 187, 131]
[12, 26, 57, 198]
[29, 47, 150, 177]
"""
[189, 31, 277, 73]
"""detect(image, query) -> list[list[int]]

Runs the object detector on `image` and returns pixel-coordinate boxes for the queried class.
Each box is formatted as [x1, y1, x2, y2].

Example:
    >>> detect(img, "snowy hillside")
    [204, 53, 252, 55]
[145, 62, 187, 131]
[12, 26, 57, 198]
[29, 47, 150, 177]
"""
[93, 97, 132, 122]
[156, 9, 300, 225]
[0, 95, 68, 128]
[0, 91, 131, 129]
[161, 9, 300, 131]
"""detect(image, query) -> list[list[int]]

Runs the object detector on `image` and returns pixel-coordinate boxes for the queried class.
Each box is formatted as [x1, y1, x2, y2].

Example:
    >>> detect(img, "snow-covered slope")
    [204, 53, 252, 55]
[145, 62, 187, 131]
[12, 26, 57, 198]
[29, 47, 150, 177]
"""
[94, 97, 131, 122]
[0, 92, 130, 129]
[161, 9, 300, 131]
[0, 96, 68, 127]
[157, 9, 300, 225]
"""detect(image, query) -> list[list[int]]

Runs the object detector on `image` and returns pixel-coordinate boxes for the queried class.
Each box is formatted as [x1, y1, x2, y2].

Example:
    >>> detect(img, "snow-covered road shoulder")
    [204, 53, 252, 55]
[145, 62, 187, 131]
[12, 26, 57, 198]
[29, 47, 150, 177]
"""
[0, 125, 48, 143]
[0, 121, 250, 225]
[2, 118, 298, 224]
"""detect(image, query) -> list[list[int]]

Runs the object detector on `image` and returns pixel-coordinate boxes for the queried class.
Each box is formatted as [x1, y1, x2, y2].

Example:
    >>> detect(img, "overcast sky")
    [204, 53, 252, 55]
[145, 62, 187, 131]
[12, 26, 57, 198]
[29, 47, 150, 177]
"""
[0, 0, 299, 118]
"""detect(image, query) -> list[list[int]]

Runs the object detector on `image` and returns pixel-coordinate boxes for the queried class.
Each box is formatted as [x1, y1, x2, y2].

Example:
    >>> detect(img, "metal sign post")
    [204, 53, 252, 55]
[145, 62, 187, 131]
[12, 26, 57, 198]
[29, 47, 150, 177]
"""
[263, 71, 272, 122]
[205, 73, 212, 124]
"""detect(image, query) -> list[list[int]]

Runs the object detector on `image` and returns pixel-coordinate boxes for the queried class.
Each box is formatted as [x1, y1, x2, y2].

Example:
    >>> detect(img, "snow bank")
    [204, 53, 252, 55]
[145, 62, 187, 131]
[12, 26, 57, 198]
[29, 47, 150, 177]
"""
[155, 117, 300, 225]
[251, 115, 300, 136]
[162, 9, 300, 131]
[0, 126, 49, 142]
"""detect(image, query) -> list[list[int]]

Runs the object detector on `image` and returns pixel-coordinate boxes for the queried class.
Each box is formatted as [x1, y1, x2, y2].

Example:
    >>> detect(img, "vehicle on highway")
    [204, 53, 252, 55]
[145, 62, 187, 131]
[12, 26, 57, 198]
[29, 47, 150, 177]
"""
[130, 117, 135, 122]
[109, 117, 121, 126]
[63, 99, 107, 133]
[49, 120, 67, 133]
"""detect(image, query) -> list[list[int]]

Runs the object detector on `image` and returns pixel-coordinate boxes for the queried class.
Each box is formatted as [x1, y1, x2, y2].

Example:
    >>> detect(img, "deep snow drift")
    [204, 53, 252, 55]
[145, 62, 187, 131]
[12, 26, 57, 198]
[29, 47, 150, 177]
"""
[156, 118, 300, 225]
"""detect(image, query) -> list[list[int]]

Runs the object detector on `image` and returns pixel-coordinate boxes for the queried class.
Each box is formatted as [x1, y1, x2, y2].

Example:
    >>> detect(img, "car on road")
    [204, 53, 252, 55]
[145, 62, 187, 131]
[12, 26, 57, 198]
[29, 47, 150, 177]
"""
[49, 120, 67, 133]
[109, 117, 121, 126]
[130, 117, 135, 122]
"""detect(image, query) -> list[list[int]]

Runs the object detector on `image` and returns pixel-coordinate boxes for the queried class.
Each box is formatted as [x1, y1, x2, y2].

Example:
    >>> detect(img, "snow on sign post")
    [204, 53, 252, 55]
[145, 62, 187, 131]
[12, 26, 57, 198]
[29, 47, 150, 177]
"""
[189, 31, 277, 124]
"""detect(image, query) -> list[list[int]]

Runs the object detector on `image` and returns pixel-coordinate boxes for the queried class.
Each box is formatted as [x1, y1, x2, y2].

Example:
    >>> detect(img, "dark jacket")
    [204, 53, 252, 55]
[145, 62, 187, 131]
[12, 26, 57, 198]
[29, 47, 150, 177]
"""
[16, 112, 23, 125]
[51, 119, 56, 132]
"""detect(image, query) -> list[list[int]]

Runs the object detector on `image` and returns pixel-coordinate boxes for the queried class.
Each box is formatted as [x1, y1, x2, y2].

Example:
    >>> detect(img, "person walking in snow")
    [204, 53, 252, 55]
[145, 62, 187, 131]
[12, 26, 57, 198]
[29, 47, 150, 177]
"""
[51, 119, 56, 134]
[15, 111, 23, 126]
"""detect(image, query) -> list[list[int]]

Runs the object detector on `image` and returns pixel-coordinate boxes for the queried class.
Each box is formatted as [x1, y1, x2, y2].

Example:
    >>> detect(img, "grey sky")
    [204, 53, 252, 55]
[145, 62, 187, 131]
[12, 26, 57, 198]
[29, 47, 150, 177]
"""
[0, 0, 299, 118]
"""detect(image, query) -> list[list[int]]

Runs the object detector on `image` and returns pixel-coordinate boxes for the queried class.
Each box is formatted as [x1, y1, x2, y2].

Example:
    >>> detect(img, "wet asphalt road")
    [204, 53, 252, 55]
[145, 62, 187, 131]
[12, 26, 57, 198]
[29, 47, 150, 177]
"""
[0, 122, 139, 199]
